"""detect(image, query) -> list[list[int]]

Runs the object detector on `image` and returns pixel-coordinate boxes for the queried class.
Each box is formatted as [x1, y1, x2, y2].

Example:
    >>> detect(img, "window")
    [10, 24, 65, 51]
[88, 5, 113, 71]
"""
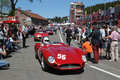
[71, 5, 73, 8]
[23, 19, 26, 23]
[76, 5, 84, 9]
[21, 13, 23, 16]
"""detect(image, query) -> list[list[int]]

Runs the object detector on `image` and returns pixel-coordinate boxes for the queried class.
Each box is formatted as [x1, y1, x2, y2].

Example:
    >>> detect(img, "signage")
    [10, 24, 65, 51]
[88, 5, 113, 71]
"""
[111, 8, 115, 14]
[27, 17, 31, 21]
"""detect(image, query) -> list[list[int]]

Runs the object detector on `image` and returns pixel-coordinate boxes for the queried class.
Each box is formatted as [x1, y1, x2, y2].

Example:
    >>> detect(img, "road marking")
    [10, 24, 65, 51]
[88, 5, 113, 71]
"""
[59, 33, 64, 42]
[89, 65, 120, 79]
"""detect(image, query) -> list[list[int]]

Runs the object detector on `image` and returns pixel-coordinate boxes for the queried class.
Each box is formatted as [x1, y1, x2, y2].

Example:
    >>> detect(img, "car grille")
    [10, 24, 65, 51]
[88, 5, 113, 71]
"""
[59, 64, 80, 69]
[37, 37, 41, 39]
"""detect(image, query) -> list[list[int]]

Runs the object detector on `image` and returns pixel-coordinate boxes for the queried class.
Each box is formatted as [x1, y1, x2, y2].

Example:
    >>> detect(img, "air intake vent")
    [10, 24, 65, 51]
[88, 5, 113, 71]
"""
[59, 64, 80, 69]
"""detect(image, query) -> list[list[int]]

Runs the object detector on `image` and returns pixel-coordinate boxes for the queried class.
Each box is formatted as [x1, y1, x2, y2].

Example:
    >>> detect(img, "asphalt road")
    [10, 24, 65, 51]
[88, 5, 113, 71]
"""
[0, 31, 120, 80]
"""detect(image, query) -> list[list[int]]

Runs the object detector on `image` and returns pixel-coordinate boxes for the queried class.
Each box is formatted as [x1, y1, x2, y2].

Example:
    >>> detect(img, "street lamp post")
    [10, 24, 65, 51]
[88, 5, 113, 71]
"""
[104, 0, 106, 25]
[104, 0, 106, 16]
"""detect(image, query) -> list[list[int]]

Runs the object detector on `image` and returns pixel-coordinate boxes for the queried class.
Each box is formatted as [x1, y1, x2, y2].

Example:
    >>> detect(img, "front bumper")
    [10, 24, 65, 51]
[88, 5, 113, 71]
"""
[47, 62, 85, 70]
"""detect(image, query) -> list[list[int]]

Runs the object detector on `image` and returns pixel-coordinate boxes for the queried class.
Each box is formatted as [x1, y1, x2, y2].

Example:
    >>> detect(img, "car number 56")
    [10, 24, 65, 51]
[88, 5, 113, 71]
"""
[57, 54, 66, 60]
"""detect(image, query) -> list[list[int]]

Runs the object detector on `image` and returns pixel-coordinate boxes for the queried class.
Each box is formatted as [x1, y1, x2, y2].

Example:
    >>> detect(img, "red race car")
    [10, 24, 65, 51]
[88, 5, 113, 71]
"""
[34, 37, 86, 71]
[34, 30, 49, 41]
[46, 29, 54, 35]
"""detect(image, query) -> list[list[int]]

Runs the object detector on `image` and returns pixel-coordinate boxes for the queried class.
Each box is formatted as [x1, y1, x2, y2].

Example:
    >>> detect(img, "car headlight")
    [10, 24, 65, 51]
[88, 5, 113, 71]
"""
[37, 35, 41, 37]
[48, 56, 55, 63]
[82, 55, 87, 62]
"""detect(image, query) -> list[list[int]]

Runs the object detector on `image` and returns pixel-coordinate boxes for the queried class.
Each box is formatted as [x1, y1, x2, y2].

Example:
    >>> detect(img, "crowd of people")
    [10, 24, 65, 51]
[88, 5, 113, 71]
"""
[60, 24, 120, 63]
[0, 22, 42, 68]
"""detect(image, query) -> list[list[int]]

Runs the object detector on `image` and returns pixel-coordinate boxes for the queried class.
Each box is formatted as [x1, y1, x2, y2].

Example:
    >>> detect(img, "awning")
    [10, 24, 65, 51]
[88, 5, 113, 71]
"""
[3, 21, 20, 24]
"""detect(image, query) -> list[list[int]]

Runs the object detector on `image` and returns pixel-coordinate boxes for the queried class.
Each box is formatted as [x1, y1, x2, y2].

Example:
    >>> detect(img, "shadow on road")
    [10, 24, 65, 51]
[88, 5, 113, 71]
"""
[46, 68, 84, 75]
[0, 67, 9, 70]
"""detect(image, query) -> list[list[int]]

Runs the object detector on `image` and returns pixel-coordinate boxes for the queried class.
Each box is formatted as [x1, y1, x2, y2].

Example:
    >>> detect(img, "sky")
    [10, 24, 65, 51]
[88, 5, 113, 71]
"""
[16, 0, 114, 18]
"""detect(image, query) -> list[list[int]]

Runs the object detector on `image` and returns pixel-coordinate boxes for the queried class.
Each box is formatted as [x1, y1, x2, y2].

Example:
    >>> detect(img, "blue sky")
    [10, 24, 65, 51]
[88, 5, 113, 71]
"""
[16, 0, 114, 18]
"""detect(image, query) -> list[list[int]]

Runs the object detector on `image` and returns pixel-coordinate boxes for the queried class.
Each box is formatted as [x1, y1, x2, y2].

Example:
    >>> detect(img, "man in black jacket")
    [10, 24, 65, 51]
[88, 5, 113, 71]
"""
[65, 26, 72, 45]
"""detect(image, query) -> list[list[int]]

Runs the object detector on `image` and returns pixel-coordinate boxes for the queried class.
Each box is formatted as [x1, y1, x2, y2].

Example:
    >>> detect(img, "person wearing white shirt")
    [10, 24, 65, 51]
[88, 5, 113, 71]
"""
[22, 23, 27, 48]
[8, 34, 19, 51]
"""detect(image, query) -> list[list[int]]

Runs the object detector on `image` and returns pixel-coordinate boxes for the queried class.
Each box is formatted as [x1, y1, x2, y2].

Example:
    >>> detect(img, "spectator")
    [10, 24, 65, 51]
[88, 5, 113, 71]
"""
[65, 26, 72, 45]
[22, 23, 28, 48]
[3, 23, 9, 46]
[81, 26, 86, 40]
[78, 26, 82, 47]
[89, 26, 100, 64]
[74, 26, 78, 41]
[0, 24, 4, 44]
[81, 38, 92, 61]
[19, 25, 22, 40]
[8, 23, 19, 40]
[8, 34, 20, 52]
[54, 26, 57, 35]
[117, 25, 120, 33]
[88, 27, 92, 36]
[60, 26, 63, 34]
[99, 26, 106, 59]
[26, 26, 29, 38]
[106, 31, 112, 60]
[109, 27, 120, 62]
[32, 25, 36, 35]
[0, 42, 10, 68]
[107, 26, 111, 34]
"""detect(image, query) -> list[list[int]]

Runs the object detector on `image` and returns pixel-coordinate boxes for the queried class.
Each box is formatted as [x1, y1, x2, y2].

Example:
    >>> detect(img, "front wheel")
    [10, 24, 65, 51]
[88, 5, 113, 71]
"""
[41, 56, 49, 71]
[34, 46, 38, 59]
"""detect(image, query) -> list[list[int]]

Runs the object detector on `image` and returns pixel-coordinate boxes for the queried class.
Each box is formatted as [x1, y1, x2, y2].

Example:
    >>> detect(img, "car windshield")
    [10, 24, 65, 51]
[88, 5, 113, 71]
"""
[37, 30, 46, 33]
[46, 29, 52, 31]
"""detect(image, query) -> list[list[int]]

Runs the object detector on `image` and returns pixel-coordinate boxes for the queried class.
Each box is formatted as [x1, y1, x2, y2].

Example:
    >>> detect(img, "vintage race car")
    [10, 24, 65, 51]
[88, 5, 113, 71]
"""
[34, 30, 49, 41]
[46, 29, 54, 35]
[34, 42, 86, 71]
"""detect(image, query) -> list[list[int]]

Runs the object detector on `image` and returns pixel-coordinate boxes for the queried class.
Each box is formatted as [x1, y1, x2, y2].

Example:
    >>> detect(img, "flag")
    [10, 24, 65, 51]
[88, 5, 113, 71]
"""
[85, 11, 87, 15]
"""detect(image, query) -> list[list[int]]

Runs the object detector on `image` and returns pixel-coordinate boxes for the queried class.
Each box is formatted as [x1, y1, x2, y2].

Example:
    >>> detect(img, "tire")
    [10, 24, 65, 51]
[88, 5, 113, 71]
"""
[41, 55, 49, 71]
[35, 53, 38, 59]
[34, 46, 38, 59]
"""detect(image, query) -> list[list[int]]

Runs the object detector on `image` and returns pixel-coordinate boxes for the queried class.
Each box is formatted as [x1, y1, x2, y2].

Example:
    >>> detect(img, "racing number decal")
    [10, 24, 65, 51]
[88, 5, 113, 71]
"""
[57, 54, 66, 60]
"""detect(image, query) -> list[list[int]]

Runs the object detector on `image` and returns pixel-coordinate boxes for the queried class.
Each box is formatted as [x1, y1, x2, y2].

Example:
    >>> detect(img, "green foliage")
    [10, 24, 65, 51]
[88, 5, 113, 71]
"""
[48, 16, 68, 23]
[8, 9, 15, 16]
[0, 0, 10, 12]
[85, 1, 120, 14]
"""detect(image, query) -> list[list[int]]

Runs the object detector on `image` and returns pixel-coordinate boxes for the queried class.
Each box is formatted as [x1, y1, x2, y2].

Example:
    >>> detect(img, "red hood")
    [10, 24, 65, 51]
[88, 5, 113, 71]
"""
[48, 46, 85, 64]
[34, 33, 49, 37]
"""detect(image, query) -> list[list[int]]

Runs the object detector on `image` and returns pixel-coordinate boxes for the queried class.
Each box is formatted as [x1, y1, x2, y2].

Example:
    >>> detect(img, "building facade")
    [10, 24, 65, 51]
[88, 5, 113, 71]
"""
[70, 1, 84, 24]
[0, 11, 8, 21]
[15, 7, 48, 26]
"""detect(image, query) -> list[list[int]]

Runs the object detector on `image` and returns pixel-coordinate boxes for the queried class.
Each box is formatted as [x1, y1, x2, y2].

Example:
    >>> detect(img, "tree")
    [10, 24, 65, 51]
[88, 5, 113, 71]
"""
[10, 0, 41, 12]
[0, 0, 10, 20]
[85, 1, 120, 14]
